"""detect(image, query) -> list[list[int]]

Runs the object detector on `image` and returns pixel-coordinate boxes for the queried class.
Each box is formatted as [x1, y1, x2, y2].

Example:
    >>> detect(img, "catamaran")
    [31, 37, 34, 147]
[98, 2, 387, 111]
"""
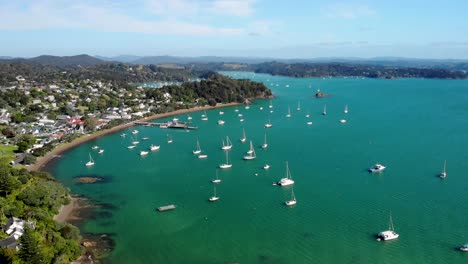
[440, 160, 447, 178]
[85, 153, 95, 167]
[285, 188, 297, 206]
[369, 163, 386, 173]
[243, 141, 256, 160]
[212, 170, 221, 183]
[219, 151, 232, 169]
[221, 136, 232, 150]
[193, 140, 202, 154]
[377, 213, 399, 241]
[240, 128, 247, 143]
[261, 133, 268, 149]
[278, 161, 295, 186]
[209, 185, 220, 202]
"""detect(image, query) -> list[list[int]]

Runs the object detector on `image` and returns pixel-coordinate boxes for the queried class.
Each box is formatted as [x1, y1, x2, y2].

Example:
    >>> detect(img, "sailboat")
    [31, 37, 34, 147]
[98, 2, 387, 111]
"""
[377, 213, 399, 241]
[218, 120, 225, 125]
[187, 115, 192, 120]
[139, 150, 149, 156]
[322, 104, 327, 115]
[85, 153, 95, 167]
[98, 149, 104, 154]
[440, 160, 447, 178]
[193, 139, 202, 154]
[219, 151, 232, 169]
[285, 188, 297, 206]
[132, 130, 139, 134]
[265, 117, 273, 128]
[240, 128, 247, 143]
[208, 185, 220, 202]
[221, 136, 232, 150]
[212, 170, 221, 183]
[296, 101, 301, 111]
[150, 144, 160, 151]
[261, 133, 268, 149]
[269, 100, 273, 108]
[305, 110, 310, 118]
[167, 134, 173, 144]
[264, 164, 270, 170]
[286, 106, 291, 118]
[244, 141, 256, 160]
[344, 105, 348, 114]
[278, 161, 294, 186]
[201, 111, 208, 121]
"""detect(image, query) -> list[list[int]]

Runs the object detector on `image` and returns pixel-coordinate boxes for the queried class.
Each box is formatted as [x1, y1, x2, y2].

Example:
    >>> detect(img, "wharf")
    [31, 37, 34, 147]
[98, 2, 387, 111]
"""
[134, 121, 198, 130]
[157, 205, 176, 212]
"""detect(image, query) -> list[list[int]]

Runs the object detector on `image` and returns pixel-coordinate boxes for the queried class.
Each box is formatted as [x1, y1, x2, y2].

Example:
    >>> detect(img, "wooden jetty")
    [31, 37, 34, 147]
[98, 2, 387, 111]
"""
[134, 121, 197, 130]
[157, 204, 176, 212]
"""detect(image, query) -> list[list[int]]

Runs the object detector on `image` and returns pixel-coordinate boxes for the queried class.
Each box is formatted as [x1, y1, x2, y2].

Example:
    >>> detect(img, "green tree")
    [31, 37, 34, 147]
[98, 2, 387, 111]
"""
[18, 226, 44, 264]
[0, 165, 19, 196]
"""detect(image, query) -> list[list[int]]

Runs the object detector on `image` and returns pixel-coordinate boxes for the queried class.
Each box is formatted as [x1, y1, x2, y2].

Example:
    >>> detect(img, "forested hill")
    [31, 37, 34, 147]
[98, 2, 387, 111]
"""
[251, 62, 467, 79]
[145, 72, 272, 106]
[0, 63, 210, 87]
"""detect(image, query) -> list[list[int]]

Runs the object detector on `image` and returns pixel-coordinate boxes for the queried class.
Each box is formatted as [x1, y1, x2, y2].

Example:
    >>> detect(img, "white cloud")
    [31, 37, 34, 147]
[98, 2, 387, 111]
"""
[0, 1, 247, 36]
[321, 3, 376, 19]
[211, 0, 254, 16]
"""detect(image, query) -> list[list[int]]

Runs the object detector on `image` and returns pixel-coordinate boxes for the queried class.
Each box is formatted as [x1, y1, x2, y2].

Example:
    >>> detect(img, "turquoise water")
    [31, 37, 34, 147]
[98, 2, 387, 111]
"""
[48, 72, 468, 264]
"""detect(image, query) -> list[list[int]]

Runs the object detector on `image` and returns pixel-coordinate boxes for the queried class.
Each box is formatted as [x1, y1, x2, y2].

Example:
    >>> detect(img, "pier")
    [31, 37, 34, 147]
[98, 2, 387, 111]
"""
[157, 204, 176, 212]
[135, 119, 198, 130]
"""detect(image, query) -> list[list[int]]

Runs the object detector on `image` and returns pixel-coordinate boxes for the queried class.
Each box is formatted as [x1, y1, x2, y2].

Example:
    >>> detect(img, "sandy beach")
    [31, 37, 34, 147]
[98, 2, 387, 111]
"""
[29, 102, 240, 172]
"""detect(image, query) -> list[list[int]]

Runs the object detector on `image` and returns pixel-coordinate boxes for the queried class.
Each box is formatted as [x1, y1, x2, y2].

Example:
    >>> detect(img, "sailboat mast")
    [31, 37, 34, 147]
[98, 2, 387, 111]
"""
[389, 213, 394, 231]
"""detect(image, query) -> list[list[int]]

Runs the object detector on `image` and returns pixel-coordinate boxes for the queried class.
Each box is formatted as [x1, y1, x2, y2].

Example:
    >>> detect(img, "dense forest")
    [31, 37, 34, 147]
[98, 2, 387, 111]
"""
[0, 159, 82, 263]
[190, 62, 468, 79]
[145, 72, 272, 107]
[0, 62, 210, 87]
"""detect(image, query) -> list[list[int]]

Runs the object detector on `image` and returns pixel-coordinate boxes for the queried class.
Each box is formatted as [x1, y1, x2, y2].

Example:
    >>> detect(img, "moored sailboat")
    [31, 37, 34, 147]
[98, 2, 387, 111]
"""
[193, 140, 202, 154]
[240, 128, 247, 143]
[377, 213, 399, 241]
[209, 185, 220, 202]
[285, 188, 297, 206]
[278, 161, 294, 186]
[212, 170, 221, 183]
[219, 151, 232, 169]
[440, 160, 447, 178]
[85, 153, 95, 167]
[221, 136, 232, 150]
[243, 141, 256, 160]
[261, 133, 268, 149]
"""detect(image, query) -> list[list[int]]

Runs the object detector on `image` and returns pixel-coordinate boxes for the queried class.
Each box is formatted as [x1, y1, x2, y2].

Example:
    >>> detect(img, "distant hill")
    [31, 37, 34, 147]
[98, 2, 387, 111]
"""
[130, 55, 273, 65]
[94, 55, 142, 63]
[0, 54, 106, 67]
[0, 56, 14, 60]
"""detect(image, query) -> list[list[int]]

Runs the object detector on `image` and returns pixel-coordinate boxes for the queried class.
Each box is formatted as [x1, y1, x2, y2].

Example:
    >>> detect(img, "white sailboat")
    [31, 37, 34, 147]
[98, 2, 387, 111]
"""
[187, 115, 192, 120]
[91, 145, 99, 150]
[278, 161, 294, 186]
[212, 170, 221, 183]
[244, 141, 256, 160]
[193, 140, 202, 154]
[440, 160, 447, 178]
[286, 106, 291, 118]
[322, 104, 327, 115]
[85, 153, 95, 167]
[150, 144, 160, 151]
[305, 110, 310, 118]
[198, 154, 208, 159]
[219, 151, 232, 169]
[264, 164, 270, 170]
[240, 128, 247, 143]
[209, 185, 220, 202]
[344, 105, 348, 114]
[218, 120, 225, 125]
[265, 117, 273, 128]
[377, 213, 399, 241]
[296, 101, 301, 111]
[285, 188, 297, 206]
[132, 130, 139, 134]
[139, 150, 149, 156]
[221, 136, 232, 150]
[167, 134, 173, 144]
[269, 100, 273, 108]
[261, 133, 268, 149]
[98, 149, 104, 154]
[201, 111, 208, 121]
[127, 145, 136, 149]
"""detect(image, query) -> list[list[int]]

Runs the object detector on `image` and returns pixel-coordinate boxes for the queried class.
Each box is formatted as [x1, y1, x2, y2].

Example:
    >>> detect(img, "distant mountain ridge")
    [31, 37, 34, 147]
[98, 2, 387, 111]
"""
[0, 54, 107, 67]
[1, 54, 468, 72]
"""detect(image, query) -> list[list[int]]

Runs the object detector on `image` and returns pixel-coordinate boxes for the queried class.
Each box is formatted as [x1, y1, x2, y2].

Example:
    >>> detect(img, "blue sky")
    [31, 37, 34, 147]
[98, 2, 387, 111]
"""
[1, 0, 468, 59]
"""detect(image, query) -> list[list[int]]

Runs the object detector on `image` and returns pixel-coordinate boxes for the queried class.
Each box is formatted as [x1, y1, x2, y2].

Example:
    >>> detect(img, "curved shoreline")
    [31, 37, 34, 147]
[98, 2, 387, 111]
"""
[29, 102, 240, 172]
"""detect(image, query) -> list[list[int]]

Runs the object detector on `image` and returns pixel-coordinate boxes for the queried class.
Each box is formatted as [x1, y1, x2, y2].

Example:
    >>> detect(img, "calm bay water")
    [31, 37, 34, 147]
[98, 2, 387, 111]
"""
[47, 72, 468, 264]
